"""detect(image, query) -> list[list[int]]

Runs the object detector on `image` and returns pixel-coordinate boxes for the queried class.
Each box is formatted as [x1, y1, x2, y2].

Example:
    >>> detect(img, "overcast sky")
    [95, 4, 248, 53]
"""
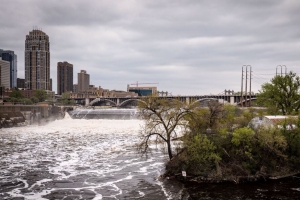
[1, 0, 300, 95]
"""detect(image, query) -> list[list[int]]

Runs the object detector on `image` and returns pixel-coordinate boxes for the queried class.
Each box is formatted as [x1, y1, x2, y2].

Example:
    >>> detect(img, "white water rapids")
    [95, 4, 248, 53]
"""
[0, 113, 185, 200]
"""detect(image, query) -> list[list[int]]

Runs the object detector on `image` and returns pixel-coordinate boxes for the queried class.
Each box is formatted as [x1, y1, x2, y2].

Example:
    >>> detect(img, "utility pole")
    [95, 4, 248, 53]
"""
[242, 65, 251, 107]
[250, 66, 252, 107]
[276, 65, 287, 76]
[241, 66, 244, 107]
[245, 66, 248, 107]
[283, 65, 287, 75]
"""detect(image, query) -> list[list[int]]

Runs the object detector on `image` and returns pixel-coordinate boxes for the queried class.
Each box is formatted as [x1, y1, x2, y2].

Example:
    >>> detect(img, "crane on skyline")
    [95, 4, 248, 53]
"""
[130, 81, 159, 87]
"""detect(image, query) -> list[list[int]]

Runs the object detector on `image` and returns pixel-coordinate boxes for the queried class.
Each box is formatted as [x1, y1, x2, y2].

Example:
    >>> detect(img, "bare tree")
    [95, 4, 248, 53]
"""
[137, 96, 196, 160]
[207, 100, 224, 129]
[186, 100, 224, 135]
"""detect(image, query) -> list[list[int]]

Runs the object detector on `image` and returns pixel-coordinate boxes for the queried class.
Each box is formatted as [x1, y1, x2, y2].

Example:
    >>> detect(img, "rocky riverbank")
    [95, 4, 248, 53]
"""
[164, 152, 300, 185]
[0, 112, 26, 128]
[0, 105, 73, 128]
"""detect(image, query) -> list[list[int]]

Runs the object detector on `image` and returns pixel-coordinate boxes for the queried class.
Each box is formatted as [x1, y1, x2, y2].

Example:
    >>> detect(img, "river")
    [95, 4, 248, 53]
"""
[0, 110, 300, 199]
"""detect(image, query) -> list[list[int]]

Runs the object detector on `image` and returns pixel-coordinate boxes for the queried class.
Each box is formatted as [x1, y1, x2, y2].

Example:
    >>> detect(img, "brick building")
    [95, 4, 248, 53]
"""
[17, 78, 25, 89]
[25, 29, 50, 90]
[78, 70, 90, 92]
[57, 61, 73, 95]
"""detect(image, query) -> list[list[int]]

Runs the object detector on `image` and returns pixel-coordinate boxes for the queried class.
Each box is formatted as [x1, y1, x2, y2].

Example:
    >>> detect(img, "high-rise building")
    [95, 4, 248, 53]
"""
[0, 49, 17, 88]
[25, 29, 50, 90]
[73, 84, 78, 93]
[50, 78, 52, 91]
[78, 70, 90, 92]
[17, 78, 25, 89]
[57, 61, 73, 95]
[0, 57, 10, 89]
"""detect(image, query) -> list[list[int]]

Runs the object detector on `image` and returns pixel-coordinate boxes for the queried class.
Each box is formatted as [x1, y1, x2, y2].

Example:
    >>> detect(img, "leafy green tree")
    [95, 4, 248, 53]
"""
[185, 134, 221, 175]
[220, 104, 241, 131]
[60, 93, 75, 105]
[138, 96, 196, 160]
[61, 93, 70, 105]
[33, 90, 48, 102]
[279, 116, 300, 159]
[9, 89, 24, 99]
[257, 71, 300, 115]
[70, 99, 75, 105]
[186, 108, 210, 136]
[30, 96, 39, 104]
[21, 98, 33, 105]
[232, 127, 255, 159]
[256, 127, 287, 158]
[10, 97, 19, 103]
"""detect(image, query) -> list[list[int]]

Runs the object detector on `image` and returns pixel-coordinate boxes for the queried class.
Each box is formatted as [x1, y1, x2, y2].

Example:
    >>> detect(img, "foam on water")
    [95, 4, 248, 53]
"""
[0, 114, 182, 199]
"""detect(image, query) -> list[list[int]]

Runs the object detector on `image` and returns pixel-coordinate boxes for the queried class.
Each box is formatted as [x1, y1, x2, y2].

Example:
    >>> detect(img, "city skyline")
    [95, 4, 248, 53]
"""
[1, 0, 300, 95]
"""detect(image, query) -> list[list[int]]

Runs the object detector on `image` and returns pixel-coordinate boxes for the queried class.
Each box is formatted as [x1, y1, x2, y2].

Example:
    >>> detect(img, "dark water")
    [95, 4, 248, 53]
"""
[184, 177, 300, 199]
[1, 113, 300, 199]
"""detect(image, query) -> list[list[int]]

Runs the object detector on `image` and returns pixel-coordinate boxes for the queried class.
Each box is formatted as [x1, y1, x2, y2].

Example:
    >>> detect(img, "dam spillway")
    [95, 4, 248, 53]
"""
[68, 108, 139, 120]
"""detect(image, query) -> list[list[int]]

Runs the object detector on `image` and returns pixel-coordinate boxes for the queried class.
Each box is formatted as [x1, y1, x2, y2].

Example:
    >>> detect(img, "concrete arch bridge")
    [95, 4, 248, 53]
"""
[78, 95, 256, 108]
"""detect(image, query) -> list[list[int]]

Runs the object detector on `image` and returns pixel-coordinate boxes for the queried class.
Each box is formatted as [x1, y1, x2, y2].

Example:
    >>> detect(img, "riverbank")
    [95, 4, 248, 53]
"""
[160, 164, 300, 199]
[0, 105, 73, 128]
[181, 175, 300, 199]
[164, 171, 300, 185]
[163, 128, 300, 186]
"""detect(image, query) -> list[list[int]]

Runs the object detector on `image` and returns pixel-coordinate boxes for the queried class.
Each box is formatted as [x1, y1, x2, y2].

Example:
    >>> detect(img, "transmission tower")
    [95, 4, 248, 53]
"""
[241, 65, 252, 107]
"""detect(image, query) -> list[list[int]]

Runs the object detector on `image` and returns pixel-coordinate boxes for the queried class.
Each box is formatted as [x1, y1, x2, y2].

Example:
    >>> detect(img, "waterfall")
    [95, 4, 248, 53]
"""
[68, 108, 139, 120]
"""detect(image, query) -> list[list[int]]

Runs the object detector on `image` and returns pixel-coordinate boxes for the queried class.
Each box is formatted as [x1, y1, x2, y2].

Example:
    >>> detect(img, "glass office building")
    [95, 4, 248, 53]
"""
[0, 49, 17, 88]
[128, 88, 153, 96]
[127, 86, 157, 96]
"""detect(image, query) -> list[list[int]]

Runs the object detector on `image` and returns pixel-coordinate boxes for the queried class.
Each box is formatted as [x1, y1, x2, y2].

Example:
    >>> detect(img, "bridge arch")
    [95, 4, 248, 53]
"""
[191, 98, 226, 107]
[236, 97, 257, 106]
[90, 98, 117, 107]
[119, 99, 146, 108]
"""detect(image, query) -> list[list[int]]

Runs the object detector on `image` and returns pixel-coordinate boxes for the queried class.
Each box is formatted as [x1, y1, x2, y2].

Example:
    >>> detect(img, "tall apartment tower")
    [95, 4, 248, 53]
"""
[57, 61, 73, 95]
[0, 49, 17, 88]
[17, 78, 25, 89]
[25, 29, 50, 90]
[0, 57, 10, 89]
[73, 84, 78, 93]
[78, 70, 90, 92]
[50, 78, 52, 91]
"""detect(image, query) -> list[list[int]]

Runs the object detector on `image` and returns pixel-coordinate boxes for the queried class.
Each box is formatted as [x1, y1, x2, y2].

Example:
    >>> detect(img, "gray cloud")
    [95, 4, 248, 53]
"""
[1, 0, 300, 95]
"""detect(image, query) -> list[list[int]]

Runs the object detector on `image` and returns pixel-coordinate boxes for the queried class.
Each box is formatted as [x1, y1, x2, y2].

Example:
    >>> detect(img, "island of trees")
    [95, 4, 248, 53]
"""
[137, 71, 300, 183]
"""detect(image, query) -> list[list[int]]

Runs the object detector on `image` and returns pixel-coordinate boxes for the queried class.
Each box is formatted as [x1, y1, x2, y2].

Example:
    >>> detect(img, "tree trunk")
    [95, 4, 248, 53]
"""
[167, 139, 173, 160]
